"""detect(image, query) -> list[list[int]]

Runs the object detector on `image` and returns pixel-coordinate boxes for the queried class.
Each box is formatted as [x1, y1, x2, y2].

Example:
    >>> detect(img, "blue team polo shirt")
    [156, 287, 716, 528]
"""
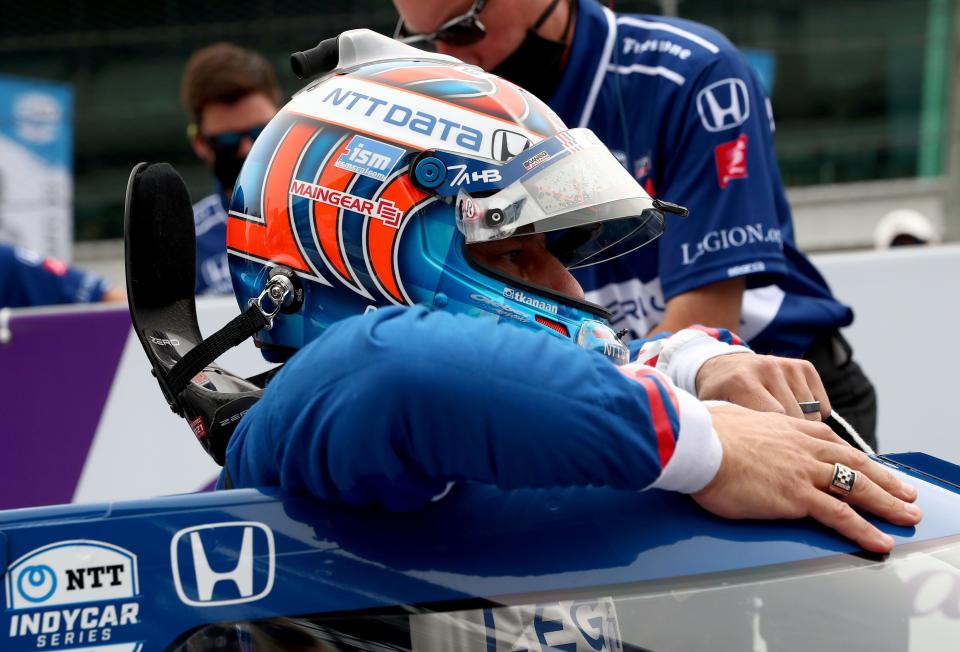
[555, 0, 852, 356]
[192, 190, 233, 295]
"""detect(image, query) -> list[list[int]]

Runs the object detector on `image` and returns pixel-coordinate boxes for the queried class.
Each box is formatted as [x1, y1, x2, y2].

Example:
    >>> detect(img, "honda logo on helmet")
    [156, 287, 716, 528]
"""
[696, 78, 750, 132]
[491, 129, 532, 162]
[170, 521, 275, 607]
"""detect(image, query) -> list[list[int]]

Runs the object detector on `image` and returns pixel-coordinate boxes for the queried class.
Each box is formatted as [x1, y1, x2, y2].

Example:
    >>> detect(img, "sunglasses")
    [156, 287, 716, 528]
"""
[199, 124, 269, 153]
[394, 0, 489, 47]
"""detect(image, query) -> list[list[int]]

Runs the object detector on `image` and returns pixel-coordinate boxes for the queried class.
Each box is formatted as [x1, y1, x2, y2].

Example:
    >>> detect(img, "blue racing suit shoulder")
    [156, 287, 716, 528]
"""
[225, 306, 700, 509]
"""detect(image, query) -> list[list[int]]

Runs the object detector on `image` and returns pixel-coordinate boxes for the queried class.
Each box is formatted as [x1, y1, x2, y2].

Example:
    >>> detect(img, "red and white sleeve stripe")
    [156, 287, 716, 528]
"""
[617, 362, 722, 494]
[634, 326, 752, 395]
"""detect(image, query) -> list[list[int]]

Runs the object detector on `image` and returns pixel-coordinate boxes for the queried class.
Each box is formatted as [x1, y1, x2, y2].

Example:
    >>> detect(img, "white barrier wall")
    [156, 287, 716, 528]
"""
[75, 297, 276, 503]
[0, 297, 273, 510]
[2, 246, 957, 510]
[811, 244, 960, 462]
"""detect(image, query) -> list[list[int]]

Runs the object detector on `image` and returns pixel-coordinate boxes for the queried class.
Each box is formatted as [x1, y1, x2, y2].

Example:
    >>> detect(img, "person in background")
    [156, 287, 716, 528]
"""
[874, 209, 942, 249]
[0, 242, 124, 308]
[392, 0, 879, 449]
[180, 43, 282, 295]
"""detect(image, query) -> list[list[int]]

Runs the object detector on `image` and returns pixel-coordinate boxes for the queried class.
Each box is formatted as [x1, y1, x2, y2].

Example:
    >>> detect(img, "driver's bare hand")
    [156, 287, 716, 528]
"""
[697, 353, 831, 421]
[694, 404, 921, 553]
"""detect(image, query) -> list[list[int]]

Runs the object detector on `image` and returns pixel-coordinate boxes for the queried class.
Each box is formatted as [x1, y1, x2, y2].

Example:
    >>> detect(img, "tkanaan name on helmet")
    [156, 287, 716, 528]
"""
[503, 288, 558, 314]
[322, 87, 482, 152]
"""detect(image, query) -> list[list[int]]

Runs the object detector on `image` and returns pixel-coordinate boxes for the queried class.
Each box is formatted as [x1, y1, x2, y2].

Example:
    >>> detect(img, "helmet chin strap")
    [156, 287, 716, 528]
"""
[163, 275, 292, 399]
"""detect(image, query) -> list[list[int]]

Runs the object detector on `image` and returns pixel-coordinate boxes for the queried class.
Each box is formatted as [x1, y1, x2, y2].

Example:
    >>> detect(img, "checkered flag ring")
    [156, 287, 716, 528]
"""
[829, 463, 858, 499]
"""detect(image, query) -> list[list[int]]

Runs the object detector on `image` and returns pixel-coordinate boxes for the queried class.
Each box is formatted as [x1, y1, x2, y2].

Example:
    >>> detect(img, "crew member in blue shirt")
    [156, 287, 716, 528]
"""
[391, 0, 878, 447]
[0, 242, 123, 308]
[180, 43, 282, 295]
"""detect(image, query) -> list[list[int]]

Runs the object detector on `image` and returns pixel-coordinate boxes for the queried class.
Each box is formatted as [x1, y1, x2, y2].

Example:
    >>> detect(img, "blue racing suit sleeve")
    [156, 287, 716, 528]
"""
[225, 306, 712, 510]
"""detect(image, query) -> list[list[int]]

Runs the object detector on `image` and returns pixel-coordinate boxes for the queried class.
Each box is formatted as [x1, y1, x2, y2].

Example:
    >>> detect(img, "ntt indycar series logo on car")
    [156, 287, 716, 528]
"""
[4, 540, 141, 651]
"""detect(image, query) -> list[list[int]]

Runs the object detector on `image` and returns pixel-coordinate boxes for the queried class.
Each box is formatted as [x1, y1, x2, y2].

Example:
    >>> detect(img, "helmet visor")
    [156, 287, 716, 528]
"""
[455, 129, 665, 269]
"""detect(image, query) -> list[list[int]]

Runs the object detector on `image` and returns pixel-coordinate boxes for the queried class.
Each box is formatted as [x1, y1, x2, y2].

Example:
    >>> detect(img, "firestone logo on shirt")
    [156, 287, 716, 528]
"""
[623, 36, 692, 60]
[680, 223, 783, 266]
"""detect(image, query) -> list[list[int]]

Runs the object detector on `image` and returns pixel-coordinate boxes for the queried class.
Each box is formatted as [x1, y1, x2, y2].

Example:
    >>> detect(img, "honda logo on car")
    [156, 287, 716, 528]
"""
[170, 521, 275, 607]
[5, 540, 141, 650]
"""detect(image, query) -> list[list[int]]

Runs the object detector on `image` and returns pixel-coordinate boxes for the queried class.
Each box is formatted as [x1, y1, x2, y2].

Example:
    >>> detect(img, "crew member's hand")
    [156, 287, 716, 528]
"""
[694, 403, 921, 553]
[101, 287, 127, 303]
[697, 353, 830, 420]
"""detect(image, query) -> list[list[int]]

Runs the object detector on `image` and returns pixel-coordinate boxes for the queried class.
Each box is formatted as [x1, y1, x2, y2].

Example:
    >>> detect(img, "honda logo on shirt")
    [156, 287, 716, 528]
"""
[696, 78, 750, 132]
[170, 521, 275, 607]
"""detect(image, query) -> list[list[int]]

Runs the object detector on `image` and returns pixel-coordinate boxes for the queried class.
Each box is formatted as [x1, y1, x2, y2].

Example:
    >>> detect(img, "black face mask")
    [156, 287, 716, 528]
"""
[490, 0, 575, 103]
[212, 149, 246, 198]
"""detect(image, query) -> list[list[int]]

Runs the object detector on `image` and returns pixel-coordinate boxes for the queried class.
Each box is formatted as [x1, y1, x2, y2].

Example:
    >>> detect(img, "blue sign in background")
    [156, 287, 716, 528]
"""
[0, 75, 72, 169]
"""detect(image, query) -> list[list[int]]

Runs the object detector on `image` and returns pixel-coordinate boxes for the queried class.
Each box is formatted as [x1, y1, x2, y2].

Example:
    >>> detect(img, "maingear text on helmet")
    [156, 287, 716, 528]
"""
[290, 180, 403, 228]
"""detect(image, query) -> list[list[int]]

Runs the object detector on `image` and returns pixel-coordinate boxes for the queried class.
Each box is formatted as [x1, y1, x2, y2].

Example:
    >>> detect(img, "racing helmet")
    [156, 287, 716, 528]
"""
[229, 30, 681, 364]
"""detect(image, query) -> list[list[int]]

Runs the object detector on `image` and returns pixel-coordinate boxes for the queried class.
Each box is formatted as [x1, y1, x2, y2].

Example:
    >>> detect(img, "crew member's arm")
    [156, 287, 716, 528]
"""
[1, 244, 122, 307]
[647, 276, 744, 337]
[650, 48, 787, 341]
[100, 287, 127, 303]
[633, 324, 830, 420]
[629, 46, 830, 418]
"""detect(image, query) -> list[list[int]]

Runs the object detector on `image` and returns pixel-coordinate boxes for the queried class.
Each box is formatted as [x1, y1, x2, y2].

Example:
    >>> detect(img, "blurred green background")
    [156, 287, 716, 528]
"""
[0, 0, 948, 240]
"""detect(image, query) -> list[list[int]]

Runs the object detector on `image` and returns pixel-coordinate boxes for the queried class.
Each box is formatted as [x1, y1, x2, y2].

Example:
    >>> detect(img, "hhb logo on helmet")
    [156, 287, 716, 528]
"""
[170, 521, 275, 607]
